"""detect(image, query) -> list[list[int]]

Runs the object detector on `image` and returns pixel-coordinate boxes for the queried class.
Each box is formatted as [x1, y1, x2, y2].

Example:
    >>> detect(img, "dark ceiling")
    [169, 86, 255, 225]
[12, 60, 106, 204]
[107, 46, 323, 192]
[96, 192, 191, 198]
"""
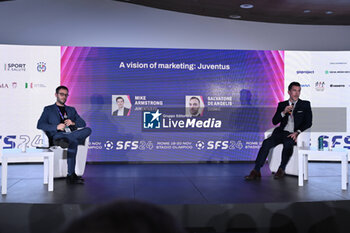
[116, 0, 350, 25]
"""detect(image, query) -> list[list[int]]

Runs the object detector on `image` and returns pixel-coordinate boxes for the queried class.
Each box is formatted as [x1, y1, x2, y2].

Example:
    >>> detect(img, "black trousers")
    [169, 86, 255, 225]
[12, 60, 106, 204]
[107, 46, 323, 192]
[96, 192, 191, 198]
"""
[53, 127, 92, 175]
[254, 129, 296, 171]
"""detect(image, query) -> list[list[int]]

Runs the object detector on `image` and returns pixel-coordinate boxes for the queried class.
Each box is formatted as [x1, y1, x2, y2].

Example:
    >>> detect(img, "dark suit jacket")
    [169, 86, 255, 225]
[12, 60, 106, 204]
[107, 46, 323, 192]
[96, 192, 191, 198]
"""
[113, 108, 130, 116]
[272, 99, 312, 133]
[37, 104, 86, 139]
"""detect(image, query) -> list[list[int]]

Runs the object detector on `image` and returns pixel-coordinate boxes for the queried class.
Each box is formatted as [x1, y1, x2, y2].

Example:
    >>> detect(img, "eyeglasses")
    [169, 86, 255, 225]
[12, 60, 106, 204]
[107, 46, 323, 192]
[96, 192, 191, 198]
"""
[58, 93, 69, 97]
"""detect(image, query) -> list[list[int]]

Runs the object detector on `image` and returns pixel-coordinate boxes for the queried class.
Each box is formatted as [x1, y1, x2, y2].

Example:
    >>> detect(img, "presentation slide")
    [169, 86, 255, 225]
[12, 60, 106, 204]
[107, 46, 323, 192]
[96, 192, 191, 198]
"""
[61, 47, 283, 161]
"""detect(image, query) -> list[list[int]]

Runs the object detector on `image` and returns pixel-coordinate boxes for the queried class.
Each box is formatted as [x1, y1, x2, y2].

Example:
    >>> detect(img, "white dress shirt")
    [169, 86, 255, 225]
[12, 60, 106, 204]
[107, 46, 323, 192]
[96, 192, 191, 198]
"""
[117, 107, 125, 116]
[280, 100, 298, 133]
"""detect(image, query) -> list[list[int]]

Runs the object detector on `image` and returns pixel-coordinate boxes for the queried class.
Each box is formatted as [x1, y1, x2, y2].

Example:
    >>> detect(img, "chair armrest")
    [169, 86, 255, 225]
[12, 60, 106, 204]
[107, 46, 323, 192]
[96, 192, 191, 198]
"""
[40, 130, 50, 147]
[264, 127, 276, 139]
[84, 136, 90, 147]
[297, 128, 311, 148]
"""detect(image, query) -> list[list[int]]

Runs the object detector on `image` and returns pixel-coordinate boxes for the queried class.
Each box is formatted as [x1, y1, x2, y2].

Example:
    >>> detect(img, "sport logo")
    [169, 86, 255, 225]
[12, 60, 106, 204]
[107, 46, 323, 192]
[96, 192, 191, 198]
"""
[4, 63, 26, 71]
[37, 62, 46, 72]
[143, 110, 162, 129]
[104, 141, 114, 150]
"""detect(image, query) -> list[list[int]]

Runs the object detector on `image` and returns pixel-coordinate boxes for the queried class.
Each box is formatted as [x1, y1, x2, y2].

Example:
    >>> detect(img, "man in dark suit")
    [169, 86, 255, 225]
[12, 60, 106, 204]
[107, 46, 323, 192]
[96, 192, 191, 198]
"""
[245, 82, 312, 180]
[37, 86, 92, 184]
[112, 96, 130, 116]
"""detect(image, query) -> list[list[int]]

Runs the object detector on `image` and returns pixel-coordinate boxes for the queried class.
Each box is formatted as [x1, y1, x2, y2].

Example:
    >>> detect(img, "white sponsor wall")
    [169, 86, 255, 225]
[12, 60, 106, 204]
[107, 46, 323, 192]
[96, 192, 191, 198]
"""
[0, 45, 60, 152]
[285, 51, 350, 159]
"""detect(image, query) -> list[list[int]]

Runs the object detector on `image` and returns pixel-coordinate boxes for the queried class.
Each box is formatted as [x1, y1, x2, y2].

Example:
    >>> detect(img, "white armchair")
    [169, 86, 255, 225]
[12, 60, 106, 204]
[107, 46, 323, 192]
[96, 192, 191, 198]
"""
[266, 127, 311, 176]
[41, 130, 89, 178]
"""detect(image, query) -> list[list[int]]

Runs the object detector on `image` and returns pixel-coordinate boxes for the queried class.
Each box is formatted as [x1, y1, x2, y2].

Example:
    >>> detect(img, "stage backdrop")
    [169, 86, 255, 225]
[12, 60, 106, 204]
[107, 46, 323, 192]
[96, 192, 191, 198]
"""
[1, 44, 348, 162]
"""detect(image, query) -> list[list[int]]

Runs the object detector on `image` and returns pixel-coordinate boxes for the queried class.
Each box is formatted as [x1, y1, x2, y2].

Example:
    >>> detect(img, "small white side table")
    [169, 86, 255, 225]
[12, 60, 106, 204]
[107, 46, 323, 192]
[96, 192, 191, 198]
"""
[1, 148, 54, 195]
[298, 148, 348, 190]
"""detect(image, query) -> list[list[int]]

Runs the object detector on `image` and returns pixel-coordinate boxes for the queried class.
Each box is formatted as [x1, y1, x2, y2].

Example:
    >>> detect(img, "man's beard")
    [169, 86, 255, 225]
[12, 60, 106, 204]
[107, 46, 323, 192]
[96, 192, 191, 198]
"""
[191, 109, 199, 115]
[57, 99, 66, 105]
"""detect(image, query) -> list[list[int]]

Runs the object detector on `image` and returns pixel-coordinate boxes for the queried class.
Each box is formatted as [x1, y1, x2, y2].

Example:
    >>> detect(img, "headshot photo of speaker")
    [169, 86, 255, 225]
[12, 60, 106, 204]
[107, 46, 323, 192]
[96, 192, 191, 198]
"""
[186, 96, 204, 117]
[112, 95, 131, 116]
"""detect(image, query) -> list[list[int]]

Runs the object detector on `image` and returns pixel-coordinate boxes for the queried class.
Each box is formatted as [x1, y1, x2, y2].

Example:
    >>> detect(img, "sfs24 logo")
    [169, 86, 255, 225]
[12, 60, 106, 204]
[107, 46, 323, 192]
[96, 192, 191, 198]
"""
[195, 141, 243, 150]
[319, 135, 350, 149]
[0, 135, 42, 149]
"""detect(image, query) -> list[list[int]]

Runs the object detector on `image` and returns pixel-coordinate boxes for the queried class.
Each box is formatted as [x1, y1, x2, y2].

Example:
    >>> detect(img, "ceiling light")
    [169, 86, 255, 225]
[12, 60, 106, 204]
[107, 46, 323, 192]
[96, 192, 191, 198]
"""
[240, 4, 254, 9]
[325, 11, 334, 15]
[303, 10, 311, 13]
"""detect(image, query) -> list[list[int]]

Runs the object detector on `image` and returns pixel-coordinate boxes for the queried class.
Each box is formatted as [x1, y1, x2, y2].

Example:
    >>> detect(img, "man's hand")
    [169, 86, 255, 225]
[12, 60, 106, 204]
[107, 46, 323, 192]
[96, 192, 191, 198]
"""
[288, 132, 299, 142]
[57, 123, 66, 131]
[283, 105, 293, 115]
[64, 119, 75, 127]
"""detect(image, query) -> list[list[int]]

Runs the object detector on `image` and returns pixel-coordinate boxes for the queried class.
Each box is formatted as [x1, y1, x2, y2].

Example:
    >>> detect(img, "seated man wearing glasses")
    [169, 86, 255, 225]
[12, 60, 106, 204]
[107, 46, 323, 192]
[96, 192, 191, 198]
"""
[37, 86, 92, 184]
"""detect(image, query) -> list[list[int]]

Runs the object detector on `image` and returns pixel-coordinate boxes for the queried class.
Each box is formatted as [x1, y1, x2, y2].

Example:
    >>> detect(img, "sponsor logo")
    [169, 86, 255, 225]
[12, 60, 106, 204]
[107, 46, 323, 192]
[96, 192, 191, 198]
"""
[37, 62, 46, 72]
[330, 84, 345, 88]
[143, 109, 222, 129]
[143, 110, 162, 129]
[329, 62, 347, 65]
[163, 118, 221, 129]
[315, 81, 325, 91]
[25, 82, 47, 88]
[326, 70, 350, 74]
[301, 84, 310, 88]
[4, 63, 26, 71]
[296, 70, 314, 74]
[0, 83, 9, 88]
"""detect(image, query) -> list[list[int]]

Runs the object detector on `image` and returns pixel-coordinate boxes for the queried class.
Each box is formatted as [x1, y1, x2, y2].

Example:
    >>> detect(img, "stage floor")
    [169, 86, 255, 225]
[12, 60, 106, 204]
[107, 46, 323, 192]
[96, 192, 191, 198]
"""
[1, 162, 350, 205]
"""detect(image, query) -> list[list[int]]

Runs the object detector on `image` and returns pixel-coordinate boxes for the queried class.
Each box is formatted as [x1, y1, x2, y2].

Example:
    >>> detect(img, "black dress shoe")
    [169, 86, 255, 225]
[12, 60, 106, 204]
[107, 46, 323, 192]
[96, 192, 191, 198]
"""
[54, 138, 69, 149]
[72, 173, 84, 182]
[244, 169, 261, 180]
[274, 168, 285, 179]
[66, 174, 84, 184]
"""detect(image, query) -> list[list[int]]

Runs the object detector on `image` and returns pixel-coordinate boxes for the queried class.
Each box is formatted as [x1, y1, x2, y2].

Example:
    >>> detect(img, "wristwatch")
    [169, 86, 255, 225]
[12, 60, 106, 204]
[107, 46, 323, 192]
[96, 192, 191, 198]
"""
[296, 130, 301, 134]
